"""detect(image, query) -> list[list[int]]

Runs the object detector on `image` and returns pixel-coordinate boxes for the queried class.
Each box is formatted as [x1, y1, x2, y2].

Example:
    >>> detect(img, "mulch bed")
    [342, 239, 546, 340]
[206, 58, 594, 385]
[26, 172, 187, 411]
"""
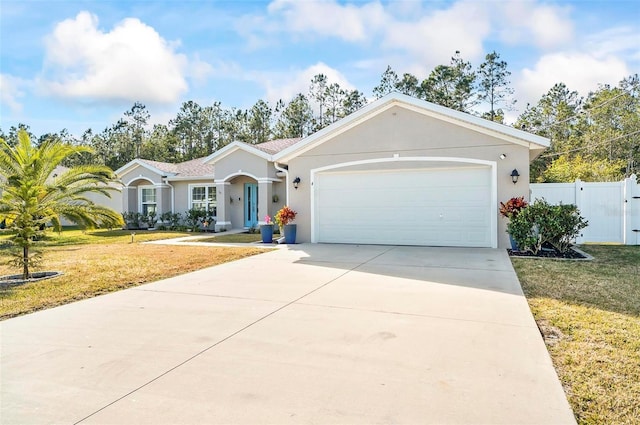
[508, 243, 588, 259]
[0, 271, 63, 288]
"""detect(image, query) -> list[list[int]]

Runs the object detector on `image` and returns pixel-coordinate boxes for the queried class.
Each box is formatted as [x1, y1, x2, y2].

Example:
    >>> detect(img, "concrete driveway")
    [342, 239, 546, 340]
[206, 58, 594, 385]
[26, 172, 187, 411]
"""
[1, 244, 575, 424]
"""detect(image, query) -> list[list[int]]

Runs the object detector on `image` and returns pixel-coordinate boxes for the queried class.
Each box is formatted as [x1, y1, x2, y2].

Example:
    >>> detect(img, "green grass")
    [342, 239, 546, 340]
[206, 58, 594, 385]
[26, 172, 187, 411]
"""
[0, 232, 265, 319]
[512, 245, 640, 425]
[0, 226, 193, 248]
[198, 232, 265, 243]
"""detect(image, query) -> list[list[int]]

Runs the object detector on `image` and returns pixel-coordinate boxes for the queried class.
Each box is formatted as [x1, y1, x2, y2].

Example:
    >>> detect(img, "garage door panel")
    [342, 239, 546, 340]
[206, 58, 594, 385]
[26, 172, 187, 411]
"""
[315, 167, 493, 247]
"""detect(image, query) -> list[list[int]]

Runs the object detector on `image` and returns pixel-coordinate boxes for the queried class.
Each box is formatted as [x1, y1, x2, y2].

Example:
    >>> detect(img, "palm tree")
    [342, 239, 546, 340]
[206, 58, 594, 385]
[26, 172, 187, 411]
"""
[0, 130, 124, 279]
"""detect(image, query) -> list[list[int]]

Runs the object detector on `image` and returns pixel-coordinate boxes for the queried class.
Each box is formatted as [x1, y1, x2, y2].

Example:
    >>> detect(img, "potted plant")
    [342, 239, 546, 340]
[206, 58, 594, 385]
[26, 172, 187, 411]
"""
[261, 215, 274, 243]
[275, 206, 297, 244]
[499, 196, 528, 250]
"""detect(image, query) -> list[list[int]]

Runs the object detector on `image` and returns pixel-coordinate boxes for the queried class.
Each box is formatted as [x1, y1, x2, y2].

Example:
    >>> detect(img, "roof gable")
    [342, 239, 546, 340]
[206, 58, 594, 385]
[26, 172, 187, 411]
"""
[115, 157, 214, 180]
[274, 93, 550, 163]
[203, 141, 272, 164]
[115, 159, 175, 178]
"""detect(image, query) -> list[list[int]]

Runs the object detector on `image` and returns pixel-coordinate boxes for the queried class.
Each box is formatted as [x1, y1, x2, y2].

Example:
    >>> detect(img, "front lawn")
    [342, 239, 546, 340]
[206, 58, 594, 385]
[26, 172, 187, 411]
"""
[198, 232, 265, 243]
[512, 245, 640, 425]
[0, 228, 264, 320]
[0, 227, 192, 247]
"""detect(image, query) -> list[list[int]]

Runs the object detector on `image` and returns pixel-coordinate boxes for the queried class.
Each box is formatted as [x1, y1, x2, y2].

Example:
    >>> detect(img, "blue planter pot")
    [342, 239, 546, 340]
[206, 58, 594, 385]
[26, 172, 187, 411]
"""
[260, 224, 274, 243]
[283, 224, 297, 244]
[509, 234, 519, 251]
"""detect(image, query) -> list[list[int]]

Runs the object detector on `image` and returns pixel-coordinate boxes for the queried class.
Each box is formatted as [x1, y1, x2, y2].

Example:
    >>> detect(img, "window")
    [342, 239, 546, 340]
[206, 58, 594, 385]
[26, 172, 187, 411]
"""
[140, 187, 156, 215]
[190, 185, 216, 216]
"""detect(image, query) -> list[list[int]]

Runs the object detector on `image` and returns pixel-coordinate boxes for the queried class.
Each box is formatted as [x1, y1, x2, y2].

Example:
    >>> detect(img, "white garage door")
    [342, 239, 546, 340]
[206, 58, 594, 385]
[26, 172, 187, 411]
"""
[314, 166, 493, 247]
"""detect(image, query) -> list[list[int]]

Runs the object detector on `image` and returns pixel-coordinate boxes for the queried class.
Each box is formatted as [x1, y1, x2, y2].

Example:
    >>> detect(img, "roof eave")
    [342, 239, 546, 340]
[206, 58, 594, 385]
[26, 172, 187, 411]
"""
[274, 93, 550, 163]
[203, 142, 273, 164]
[164, 175, 216, 182]
[115, 159, 177, 177]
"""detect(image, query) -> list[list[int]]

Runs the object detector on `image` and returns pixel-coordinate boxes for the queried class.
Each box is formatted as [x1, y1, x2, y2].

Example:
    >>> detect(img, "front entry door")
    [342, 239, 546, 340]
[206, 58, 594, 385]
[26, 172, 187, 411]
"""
[244, 183, 259, 228]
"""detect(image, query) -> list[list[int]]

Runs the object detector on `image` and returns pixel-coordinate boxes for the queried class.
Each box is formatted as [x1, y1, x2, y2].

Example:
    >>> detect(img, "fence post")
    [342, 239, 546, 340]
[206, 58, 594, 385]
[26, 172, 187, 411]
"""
[625, 174, 639, 245]
[575, 179, 585, 244]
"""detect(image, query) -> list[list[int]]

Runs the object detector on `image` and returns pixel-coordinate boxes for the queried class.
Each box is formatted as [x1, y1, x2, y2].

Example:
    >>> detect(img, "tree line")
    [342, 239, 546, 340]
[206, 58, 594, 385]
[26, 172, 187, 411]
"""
[1, 51, 638, 181]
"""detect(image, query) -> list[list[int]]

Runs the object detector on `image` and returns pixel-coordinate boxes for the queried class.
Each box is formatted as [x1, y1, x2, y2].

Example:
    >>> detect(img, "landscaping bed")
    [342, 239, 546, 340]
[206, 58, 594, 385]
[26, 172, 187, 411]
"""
[508, 243, 589, 260]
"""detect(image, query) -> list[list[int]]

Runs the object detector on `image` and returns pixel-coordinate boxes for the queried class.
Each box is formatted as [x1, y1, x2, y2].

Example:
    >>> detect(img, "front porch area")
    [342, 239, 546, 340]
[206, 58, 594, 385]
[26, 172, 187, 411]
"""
[214, 174, 283, 232]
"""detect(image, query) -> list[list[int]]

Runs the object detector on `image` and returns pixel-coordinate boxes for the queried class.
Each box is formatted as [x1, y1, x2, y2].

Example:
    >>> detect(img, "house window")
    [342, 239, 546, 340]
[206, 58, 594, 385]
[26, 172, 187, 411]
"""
[140, 187, 156, 215]
[190, 185, 217, 216]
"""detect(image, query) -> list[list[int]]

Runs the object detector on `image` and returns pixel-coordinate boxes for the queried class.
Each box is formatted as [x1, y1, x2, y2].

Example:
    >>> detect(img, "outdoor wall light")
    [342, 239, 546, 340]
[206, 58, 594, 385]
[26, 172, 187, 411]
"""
[293, 176, 301, 189]
[511, 169, 520, 184]
[499, 153, 507, 160]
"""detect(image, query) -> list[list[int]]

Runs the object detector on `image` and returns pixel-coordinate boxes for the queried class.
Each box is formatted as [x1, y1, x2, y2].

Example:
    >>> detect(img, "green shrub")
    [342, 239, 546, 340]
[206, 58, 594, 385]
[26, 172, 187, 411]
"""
[185, 208, 206, 232]
[159, 211, 182, 230]
[507, 199, 588, 254]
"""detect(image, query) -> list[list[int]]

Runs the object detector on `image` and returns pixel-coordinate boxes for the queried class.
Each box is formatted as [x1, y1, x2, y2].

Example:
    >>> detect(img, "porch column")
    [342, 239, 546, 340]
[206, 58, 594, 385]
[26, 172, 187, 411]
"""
[258, 180, 273, 225]
[214, 181, 231, 231]
[123, 186, 137, 213]
[154, 183, 163, 216]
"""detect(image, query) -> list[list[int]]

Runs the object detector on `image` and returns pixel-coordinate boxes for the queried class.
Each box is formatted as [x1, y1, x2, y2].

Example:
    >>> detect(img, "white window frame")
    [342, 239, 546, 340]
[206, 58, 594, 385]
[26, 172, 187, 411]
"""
[138, 185, 157, 215]
[188, 184, 217, 217]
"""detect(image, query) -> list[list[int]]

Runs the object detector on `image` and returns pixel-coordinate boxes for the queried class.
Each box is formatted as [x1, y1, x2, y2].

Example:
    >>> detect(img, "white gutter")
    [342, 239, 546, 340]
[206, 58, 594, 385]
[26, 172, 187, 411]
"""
[274, 162, 289, 205]
[164, 179, 175, 213]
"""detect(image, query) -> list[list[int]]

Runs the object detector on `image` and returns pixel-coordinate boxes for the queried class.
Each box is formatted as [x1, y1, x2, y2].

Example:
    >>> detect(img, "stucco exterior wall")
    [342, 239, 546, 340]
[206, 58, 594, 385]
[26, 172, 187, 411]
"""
[119, 166, 163, 186]
[285, 106, 531, 248]
[171, 179, 216, 215]
[214, 150, 271, 181]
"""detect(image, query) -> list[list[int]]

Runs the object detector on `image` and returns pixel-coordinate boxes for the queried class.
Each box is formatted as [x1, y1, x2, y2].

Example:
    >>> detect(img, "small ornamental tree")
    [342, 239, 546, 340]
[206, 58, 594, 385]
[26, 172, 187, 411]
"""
[0, 130, 124, 279]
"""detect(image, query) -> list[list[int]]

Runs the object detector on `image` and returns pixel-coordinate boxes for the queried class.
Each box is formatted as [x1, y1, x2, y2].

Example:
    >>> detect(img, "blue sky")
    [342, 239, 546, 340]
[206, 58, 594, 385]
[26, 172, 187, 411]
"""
[1, 0, 638, 138]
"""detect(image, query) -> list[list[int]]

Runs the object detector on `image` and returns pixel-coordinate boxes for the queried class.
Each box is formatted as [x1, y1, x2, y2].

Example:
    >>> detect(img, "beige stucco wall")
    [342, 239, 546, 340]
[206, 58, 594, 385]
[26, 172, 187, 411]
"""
[119, 166, 163, 186]
[170, 179, 216, 217]
[285, 106, 532, 248]
[214, 149, 272, 181]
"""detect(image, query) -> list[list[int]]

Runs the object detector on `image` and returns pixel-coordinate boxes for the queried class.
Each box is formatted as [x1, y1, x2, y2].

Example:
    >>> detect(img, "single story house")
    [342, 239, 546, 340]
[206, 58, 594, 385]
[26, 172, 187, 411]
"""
[116, 93, 549, 248]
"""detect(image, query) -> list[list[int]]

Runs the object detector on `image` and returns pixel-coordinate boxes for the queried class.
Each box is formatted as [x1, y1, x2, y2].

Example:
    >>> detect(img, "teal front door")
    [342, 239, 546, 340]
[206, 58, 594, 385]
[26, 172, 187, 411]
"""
[244, 183, 259, 228]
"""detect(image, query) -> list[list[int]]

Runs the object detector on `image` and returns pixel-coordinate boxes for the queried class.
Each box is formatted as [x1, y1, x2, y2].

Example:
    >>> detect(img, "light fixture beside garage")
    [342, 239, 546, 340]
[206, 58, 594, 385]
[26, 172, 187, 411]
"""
[500, 153, 507, 160]
[293, 177, 301, 189]
[511, 169, 520, 184]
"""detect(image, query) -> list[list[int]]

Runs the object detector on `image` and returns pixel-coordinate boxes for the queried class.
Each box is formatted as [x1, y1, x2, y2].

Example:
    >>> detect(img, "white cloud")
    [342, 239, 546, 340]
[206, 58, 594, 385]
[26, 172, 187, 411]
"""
[383, 0, 491, 71]
[516, 53, 630, 106]
[257, 62, 356, 106]
[39, 11, 206, 104]
[266, 0, 386, 42]
[499, 1, 574, 49]
[0, 74, 26, 113]
[585, 26, 640, 61]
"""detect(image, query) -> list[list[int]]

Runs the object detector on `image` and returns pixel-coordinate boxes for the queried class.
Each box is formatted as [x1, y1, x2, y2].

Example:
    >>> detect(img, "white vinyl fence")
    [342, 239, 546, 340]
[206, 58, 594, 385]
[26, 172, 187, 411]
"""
[530, 175, 639, 245]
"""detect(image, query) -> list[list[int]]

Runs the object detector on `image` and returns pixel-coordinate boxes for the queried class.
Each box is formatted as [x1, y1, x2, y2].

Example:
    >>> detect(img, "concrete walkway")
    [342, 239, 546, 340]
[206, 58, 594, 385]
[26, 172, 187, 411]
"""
[0, 244, 575, 424]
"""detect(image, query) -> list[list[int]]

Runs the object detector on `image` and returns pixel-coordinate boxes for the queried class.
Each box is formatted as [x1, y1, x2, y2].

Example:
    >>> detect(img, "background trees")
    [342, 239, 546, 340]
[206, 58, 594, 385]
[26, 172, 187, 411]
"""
[1, 52, 637, 182]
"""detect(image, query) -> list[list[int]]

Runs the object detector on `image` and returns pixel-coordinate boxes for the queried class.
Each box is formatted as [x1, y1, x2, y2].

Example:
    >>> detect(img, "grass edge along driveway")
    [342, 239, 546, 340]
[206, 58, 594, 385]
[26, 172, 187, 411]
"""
[0, 229, 264, 320]
[512, 245, 640, 425]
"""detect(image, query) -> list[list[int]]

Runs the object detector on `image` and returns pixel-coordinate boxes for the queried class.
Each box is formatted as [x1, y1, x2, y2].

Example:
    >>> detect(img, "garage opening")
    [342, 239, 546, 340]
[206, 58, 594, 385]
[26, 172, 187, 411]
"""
[313, 165, 494, 247]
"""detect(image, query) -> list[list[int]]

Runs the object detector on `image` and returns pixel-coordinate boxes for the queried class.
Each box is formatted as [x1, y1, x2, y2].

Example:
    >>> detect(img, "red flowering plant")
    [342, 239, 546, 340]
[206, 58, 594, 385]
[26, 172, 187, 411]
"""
[499, 196, 528, 219]
[275, 206, 297, 227]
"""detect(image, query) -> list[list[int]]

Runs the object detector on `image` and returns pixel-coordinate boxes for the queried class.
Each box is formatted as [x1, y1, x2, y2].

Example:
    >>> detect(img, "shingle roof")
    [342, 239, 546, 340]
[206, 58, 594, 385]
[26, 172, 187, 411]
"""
[138, 157, 214, 177]
[174, 157, 215, 177]
[253, 138, 303, 154]
[137, 159, 179, 174]
[135, 138, 302, 178]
